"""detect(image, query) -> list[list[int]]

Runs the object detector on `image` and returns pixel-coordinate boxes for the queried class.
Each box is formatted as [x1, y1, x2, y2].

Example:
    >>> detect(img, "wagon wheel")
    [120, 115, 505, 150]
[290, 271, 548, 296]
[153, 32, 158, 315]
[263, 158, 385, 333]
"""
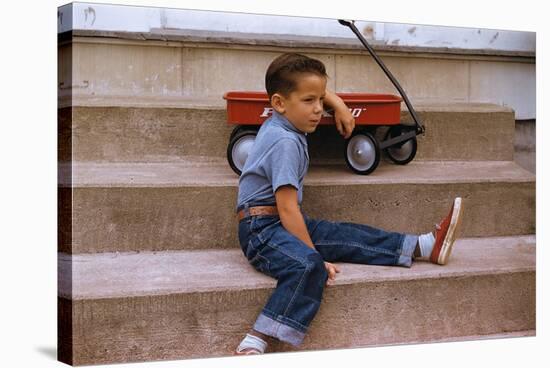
[229, 125, 254, 142]
[344, 130, 380, 175]
[383, 125, 417, 165]
[227, 128, 258, 176]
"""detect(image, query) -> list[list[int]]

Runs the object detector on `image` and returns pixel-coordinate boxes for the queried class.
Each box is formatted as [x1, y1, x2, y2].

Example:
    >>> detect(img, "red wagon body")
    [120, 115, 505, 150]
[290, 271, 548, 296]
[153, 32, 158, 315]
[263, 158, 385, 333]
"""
[223, 91, 402, 126]
[223, 91, 417, 176]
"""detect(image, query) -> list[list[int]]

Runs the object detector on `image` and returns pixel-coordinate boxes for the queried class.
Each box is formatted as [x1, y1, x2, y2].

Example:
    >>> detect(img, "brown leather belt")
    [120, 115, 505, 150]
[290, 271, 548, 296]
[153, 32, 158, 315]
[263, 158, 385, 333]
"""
[237, 206, 279, 221]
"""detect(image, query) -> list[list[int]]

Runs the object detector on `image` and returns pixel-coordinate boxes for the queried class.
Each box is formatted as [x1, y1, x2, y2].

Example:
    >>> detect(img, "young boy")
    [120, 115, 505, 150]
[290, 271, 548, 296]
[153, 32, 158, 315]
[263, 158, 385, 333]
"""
[234, 53, 464, 355]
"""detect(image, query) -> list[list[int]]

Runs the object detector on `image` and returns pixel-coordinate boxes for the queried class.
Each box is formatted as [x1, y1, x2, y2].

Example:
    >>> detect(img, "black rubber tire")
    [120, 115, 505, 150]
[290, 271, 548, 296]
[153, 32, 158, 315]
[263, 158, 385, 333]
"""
[383, 125, 417, 165]
[344, 130, 380, 175]
[229, 125, 248, 142]
[227, 128, 258, 176]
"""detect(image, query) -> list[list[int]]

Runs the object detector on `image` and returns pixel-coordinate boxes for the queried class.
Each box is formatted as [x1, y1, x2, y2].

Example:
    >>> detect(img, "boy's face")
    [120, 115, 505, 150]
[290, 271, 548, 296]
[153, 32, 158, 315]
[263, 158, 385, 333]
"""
[272, 73, 327, 134]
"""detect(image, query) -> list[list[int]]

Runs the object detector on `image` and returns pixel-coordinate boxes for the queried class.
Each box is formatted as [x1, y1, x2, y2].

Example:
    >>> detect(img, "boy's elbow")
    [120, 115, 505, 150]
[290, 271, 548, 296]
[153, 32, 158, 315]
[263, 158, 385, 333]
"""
[278, 206, 302, 227]
[277, 203, 301, 218]
[276, 198, 300, 215]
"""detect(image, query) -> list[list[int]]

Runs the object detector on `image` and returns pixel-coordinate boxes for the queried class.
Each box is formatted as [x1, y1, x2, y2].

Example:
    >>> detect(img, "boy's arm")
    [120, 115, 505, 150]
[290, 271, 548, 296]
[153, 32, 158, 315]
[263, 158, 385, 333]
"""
[324, 89, 355, 139]
[275, 185, 341, 285]
[275, 185, 316, 250]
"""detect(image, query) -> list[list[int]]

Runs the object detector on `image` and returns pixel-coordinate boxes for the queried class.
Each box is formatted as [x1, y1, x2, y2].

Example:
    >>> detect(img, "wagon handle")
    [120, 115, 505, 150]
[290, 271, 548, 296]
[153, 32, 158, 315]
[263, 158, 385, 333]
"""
[338, 19, 425, 135]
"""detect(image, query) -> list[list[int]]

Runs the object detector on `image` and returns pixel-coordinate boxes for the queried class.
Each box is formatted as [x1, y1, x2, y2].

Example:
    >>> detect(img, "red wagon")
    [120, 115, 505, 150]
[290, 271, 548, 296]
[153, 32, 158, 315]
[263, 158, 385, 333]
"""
[224, 19, 425, 176]
[224, 91, 419, 176]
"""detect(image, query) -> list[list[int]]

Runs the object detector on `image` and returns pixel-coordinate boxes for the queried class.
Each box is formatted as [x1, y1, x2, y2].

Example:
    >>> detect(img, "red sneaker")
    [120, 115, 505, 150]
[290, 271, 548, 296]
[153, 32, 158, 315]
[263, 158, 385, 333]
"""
[430, 198, 464, 265]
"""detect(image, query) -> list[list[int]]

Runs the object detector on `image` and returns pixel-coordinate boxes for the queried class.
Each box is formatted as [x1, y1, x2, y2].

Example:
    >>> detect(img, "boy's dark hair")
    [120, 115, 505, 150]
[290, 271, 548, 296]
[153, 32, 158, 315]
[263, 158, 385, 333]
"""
[265, 53, 328, 99]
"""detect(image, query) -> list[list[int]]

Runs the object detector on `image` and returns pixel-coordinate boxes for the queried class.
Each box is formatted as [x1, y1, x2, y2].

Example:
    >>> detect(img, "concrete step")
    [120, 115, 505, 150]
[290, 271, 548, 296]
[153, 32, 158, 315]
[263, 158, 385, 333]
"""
[58, 159, 535, 254]
[57, 235, 536, 366]
[59, 102, 515, 163]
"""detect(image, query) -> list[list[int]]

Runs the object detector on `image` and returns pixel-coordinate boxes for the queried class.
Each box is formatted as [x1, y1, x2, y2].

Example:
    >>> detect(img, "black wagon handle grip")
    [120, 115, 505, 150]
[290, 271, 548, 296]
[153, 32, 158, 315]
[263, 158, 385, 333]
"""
[338, 19, 425, 135]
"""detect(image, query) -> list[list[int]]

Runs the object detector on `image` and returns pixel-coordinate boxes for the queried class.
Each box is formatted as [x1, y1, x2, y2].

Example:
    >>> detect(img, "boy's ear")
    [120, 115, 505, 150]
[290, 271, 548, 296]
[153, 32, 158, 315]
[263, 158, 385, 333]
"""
[270, 93, 286, 114]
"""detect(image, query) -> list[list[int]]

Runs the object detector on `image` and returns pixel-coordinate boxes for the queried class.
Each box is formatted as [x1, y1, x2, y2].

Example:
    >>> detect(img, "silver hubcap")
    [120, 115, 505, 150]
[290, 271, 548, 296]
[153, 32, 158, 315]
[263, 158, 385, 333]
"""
[347, 134, 376, 171]
[232, 135, 256, 171]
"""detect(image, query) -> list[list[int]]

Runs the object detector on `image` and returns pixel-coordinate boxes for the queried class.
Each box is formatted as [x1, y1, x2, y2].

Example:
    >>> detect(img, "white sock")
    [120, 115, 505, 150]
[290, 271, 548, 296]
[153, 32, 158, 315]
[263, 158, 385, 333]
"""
[236, 333, 268, 354]
[417, 232, 435, 258]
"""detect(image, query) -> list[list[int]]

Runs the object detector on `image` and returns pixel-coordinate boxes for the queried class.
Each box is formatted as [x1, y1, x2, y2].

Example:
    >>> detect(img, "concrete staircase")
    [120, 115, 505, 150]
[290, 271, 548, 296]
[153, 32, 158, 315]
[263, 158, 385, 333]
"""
[57, 35, 535, 365]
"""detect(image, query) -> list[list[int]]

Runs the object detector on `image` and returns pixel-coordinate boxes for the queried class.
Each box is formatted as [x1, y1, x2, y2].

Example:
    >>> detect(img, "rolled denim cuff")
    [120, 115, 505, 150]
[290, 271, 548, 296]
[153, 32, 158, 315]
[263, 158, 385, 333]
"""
[397, 234, 418, 268]
[253, 312, 306, 347]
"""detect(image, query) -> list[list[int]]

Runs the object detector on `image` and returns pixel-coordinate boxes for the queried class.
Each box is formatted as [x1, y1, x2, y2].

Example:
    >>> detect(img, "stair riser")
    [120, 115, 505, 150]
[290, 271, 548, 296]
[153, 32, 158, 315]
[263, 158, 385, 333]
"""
[59, 181, 535, 253]
[59, 107, 515, 163]
[58, 271, 535, 365]
[60, 39, 535, 120]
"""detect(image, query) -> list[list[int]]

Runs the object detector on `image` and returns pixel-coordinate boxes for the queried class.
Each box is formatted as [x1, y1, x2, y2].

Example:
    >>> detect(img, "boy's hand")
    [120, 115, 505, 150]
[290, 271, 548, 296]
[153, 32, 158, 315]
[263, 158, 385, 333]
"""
[334, 107, 355, 139]
[324, 90, 355, 139]
[324, 261, 341, 286]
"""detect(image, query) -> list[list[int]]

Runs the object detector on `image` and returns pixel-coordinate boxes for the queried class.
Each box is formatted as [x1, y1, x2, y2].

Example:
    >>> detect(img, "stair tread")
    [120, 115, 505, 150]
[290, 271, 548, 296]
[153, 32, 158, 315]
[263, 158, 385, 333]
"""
[58, 235, 535, 300]
[64, 94, 516, 113]
[59, 159, 535, 187]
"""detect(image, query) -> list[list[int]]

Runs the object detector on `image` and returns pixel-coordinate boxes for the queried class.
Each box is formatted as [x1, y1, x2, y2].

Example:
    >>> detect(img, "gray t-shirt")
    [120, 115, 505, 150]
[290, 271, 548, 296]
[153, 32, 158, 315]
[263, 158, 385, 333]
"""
[236, 111, 309, 212]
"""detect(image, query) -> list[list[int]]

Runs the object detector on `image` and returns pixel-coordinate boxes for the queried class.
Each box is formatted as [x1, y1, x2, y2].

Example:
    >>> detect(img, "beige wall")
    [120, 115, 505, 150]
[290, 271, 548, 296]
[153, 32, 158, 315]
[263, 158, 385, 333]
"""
[59, 38, 535, 118]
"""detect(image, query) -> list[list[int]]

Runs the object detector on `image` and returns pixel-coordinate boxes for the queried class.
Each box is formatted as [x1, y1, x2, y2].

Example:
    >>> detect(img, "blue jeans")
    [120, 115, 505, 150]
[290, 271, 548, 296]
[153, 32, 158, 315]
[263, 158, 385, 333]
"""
[237, 205, 417, 347]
